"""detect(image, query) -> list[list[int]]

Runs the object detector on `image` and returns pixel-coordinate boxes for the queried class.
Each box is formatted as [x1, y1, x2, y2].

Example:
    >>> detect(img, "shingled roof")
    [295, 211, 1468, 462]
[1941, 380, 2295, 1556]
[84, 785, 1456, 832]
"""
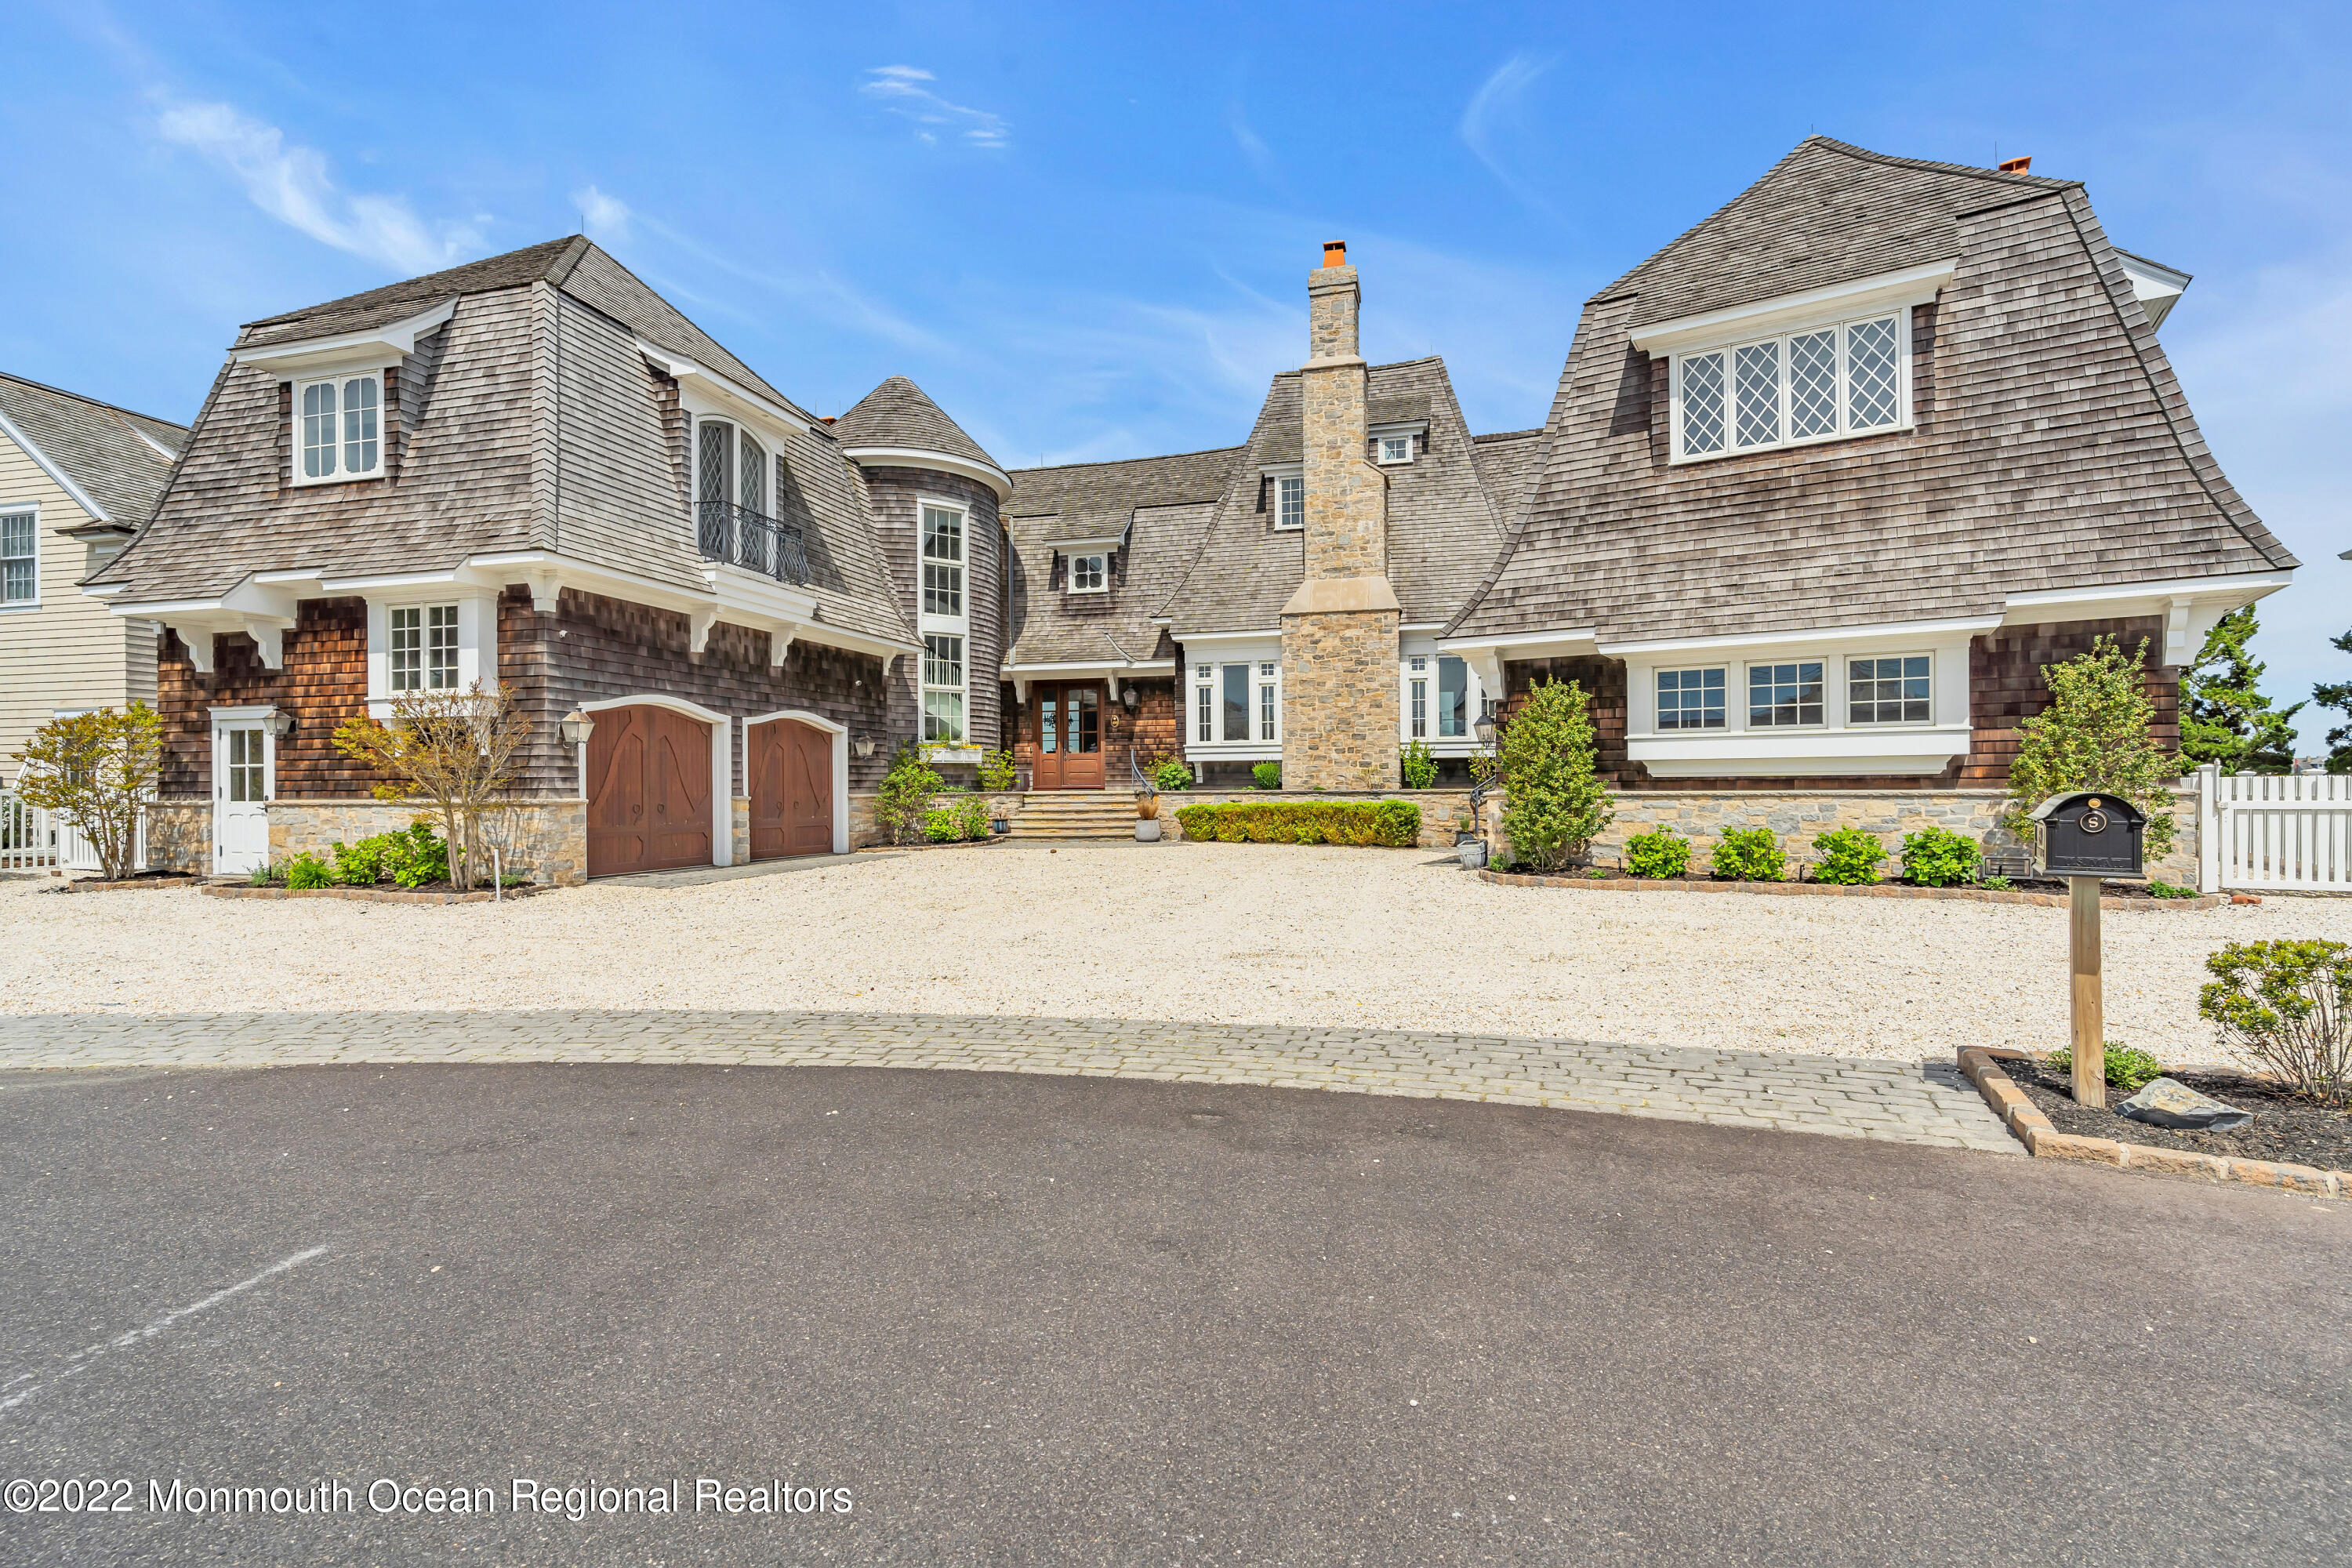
[1446, 138, 2296, 647]
[0, 371, 186, 528]
[833, 376, 1005, 477]
[1002, 447, 1240, 666]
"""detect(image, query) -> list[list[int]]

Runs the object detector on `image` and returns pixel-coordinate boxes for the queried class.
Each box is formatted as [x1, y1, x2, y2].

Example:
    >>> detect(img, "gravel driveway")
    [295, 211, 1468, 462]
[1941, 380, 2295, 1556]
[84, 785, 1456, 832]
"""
[7, 844, 2345, 1063]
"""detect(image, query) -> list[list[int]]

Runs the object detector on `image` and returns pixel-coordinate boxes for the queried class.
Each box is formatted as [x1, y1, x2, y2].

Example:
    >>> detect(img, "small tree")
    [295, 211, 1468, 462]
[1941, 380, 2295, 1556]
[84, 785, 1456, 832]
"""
[874, 743, 945, 845]
[9, 704, 163, 880]
[2002, 637, 2177, 859]
[2199, 940, 2351, 1105]
[2313, 625, 2352, 775]
[1497, 679, 1612, 873]
[331, 684, 531, 890]
[2180, 606, 2303, 774]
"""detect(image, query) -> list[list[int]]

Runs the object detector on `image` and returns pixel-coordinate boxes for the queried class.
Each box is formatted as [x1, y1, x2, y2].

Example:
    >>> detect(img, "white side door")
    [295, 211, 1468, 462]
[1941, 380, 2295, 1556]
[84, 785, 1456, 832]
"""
[212, 718, 271, 874]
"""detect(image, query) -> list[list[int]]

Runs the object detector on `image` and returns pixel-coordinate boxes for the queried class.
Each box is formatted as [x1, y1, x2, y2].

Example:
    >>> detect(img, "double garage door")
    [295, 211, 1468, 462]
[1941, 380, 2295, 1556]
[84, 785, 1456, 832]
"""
[586, 705, 832, 877]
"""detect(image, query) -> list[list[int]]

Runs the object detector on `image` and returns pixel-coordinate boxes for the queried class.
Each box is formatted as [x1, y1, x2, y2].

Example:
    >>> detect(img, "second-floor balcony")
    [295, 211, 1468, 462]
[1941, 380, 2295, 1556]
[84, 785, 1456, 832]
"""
[697, 500, 808, 587]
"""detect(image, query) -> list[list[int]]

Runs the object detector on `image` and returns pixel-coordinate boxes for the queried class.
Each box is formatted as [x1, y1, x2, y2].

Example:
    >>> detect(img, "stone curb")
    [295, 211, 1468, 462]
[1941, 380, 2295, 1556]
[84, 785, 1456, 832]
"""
[56, 877, 205, 892]
[198, 884, 542, 906]
[1479, 870, 2225, 912]
[1957, 1047, 2345, 1196]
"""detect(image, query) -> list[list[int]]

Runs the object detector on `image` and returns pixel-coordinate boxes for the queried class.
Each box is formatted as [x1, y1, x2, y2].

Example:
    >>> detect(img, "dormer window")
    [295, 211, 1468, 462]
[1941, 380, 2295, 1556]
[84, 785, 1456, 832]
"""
[1670, 311, 1907, 461]
[1069, 552, 1106, 593]
[1263, 469, 1305, 530]
[293, 372, 383, 483]
[1377, 435, 1412, 465]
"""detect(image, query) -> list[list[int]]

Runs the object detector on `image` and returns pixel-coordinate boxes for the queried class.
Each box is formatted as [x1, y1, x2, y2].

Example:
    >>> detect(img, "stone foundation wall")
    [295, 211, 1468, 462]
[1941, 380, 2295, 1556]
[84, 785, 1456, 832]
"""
[143, 801, 209, 874]
[848, 790, 1026, 848]
[1279, 608, 1400, 791]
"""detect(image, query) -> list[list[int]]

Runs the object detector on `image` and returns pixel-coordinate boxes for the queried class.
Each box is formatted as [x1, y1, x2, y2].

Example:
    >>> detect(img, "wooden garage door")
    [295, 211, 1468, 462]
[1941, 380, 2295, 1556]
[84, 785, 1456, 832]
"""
[748, 719, 833, 859]
[586, 705, 713, 877]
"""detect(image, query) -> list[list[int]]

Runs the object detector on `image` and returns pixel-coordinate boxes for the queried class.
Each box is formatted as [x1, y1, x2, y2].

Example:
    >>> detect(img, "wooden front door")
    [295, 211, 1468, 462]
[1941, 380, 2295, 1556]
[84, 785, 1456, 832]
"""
[586, 705, 713, 877]
[748, 719, 833, 859]
[1033, 682, 1104, 789]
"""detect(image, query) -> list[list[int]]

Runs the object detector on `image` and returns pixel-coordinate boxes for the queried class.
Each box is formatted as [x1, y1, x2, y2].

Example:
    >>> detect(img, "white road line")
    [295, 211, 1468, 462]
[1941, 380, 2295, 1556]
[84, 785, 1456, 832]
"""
[0, 1246, 328, 1415]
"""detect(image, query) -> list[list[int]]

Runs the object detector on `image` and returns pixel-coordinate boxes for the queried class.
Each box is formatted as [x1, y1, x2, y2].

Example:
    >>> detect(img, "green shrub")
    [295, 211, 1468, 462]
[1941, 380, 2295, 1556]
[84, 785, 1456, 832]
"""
[978, 749, 1019, 793]
[2002, 634, 2178, 859]
[329, 837, 384, 886]
[1980, 873, 2015, 891]
[2198, 939, 2352, 1104]
[1252, 762, 1282, 790]
[2147, 879, 2198, 899]
[956, 796, 990, 841]
[381, 822, 449, 888]
[923, 808, 959, 844]
[1497, 679, 1613, 873]
[1812, 827, 1886, 886]
[1172, 800, 1420, 848]
[2047, 1041, 2169, 1094]
[1624, 826, 1690, 880]
[1711, 829, 1785, 882]
[877, 745, 946, 845]
[245, 862, 277, 887]
[1400, 739, 1438, 790]
[1900, 827, 1981, 887]
[285, 851, 333, 891]
[1152, 757, 1192, 792]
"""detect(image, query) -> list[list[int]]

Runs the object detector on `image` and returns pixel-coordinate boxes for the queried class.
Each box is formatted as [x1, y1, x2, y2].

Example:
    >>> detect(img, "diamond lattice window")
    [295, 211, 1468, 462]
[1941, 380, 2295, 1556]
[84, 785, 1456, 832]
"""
[1733, 342, 1782, 448]
[1674, 311, 1906, 459]
[1679, 353, 1726, 455]
[1787, 329, 1839, 439]
[1846, 317, 1901, 430]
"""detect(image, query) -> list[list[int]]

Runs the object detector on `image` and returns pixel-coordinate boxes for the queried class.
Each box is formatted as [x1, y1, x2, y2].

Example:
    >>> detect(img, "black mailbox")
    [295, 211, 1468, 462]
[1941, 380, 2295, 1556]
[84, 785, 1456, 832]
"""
[2029, 792, 2147, 878]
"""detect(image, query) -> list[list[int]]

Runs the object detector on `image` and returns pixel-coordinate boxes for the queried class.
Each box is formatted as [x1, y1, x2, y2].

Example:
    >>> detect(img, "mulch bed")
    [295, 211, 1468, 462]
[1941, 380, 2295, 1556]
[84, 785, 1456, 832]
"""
[2002, 1057, 2352, 1173]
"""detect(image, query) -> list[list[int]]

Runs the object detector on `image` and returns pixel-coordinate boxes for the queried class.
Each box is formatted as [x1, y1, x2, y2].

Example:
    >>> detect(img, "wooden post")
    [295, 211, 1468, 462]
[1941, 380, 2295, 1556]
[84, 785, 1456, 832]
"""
[2069, 874, 2104, 1109]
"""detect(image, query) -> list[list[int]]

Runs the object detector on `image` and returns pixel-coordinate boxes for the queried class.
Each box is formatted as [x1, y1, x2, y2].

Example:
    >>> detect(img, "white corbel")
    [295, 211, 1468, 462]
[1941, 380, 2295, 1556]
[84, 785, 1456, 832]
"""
[167, 623, 216, 674]
[688, 607, 718, 655]
[768, 622, 797, 668]
[242, 619, 289, 670]
[1469, 647, 1508, 704]
[1012, 676, 1029, 703]
[526, 568, 562, 614]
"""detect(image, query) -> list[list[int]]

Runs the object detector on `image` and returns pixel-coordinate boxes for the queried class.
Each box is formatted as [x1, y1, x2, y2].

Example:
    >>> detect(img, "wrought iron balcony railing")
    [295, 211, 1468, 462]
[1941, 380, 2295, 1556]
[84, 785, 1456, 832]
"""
[696, 500, 809, 586]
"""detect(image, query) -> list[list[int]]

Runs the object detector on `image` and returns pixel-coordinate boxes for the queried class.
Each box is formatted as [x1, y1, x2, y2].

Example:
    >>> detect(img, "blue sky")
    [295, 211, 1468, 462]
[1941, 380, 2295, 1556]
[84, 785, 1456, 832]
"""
[5, 1, 2347, 747]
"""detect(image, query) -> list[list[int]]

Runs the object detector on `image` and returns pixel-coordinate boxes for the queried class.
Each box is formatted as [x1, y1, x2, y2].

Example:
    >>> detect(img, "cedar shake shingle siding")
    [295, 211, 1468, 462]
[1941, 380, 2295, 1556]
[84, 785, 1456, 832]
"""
[1446, 138, 2295, 647]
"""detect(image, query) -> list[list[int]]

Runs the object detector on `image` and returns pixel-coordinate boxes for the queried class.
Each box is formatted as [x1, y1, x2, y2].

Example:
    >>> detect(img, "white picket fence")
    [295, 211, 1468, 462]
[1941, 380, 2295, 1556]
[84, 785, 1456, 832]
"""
[2198, 765, 2352, 894]
[1, 791, 59, 872]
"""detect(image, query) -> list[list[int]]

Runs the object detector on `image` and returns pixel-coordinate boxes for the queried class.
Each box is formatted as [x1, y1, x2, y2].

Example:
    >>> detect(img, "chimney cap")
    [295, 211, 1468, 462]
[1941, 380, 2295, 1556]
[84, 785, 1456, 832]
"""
[1322, 240, 1348, 267]
[1998, 154, 2033, 175]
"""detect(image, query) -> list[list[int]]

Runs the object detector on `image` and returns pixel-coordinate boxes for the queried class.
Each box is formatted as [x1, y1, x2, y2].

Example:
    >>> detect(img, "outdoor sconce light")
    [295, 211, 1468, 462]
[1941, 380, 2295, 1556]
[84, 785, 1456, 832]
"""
[559, 708, 595, 747]
[1473, 709, 1497, 746]
[263, 709, 296, 740]
[851, 732, 877, 759]
[1120, 684, 1139, 712]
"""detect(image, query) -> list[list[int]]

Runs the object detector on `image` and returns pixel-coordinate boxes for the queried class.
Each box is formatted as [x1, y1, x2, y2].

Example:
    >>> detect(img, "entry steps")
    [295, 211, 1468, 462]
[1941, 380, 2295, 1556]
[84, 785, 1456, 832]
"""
[1008, 791, 1144, 840]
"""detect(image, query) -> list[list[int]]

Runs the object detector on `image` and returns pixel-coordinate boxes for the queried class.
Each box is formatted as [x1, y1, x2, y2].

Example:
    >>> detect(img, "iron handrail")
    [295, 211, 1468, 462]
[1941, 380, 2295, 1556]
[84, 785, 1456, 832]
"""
[695, 500, 809, 586]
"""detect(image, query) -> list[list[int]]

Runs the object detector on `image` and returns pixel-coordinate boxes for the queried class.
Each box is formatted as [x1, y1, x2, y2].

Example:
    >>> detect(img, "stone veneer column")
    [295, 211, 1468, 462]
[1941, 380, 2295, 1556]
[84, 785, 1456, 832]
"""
[1280, 250, 1400, 792]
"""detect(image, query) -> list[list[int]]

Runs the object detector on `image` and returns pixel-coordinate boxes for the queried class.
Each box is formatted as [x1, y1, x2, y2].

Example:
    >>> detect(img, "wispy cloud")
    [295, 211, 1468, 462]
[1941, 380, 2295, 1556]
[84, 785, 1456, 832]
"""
[859, 65, 1010, 149]
[154, 98, 481, 274]
[1458, 54, 1562, 223]
[1225, 102, 1289, 194]
[568, 183, 942, 354]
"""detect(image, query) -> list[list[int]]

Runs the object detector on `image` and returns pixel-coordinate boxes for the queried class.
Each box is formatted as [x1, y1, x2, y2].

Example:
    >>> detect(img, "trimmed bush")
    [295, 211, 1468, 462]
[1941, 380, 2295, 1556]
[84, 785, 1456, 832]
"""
[1812, 827, 1886, 885]
[1497, 679, 1612, 873]
[1900, 826, 1981, 887]
[1252, 762, 1283, 790]
[1173, 800, 1421, 848]
[1152, 757, 1192, 792]
[2198, 939, 2352, 1104]
[1710, 829, 1785, 882]
[1624, 826, 1690, 880]
[923, 808, 960, 844]
[1400, 739, 1438, 790]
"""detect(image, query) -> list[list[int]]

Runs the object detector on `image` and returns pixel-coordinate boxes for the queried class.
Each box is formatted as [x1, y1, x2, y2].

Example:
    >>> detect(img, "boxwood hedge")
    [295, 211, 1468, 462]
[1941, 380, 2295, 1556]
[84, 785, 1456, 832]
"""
[1173, 800, 1421, 848]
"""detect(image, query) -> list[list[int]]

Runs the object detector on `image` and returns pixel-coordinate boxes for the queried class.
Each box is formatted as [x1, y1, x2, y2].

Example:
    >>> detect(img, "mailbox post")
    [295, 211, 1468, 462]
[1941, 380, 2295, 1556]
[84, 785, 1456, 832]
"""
[2028, 793, 2150, 1109]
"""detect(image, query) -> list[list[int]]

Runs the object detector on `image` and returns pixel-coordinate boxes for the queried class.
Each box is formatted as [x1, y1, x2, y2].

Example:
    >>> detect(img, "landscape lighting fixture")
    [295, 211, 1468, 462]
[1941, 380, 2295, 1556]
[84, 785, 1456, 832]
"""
[1473, 709, 1497, 746]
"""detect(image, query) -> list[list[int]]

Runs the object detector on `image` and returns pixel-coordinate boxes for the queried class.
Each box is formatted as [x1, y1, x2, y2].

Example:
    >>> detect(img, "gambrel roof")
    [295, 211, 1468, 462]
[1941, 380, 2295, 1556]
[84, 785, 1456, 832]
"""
[1447, 137, 2296, 645]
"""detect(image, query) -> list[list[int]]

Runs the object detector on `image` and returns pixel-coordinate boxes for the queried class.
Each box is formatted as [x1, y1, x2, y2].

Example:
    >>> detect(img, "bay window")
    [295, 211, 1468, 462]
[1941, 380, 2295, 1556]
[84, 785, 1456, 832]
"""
[388, 604, 460, 691]
[1848, 655, 1932, 725]
[1672, 311, 1905, 460]
[1193, 657, 1279, 747]
[1657, 666, 1725, 730]
[1748, 662, 1824, 727]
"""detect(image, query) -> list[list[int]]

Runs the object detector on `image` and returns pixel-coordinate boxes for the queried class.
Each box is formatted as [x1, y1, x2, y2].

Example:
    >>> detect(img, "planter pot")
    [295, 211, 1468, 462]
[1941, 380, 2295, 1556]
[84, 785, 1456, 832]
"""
[1135, 818, 1163, 842]
[990, 818, 1011, 837]
[1456, 839, 1487, 870]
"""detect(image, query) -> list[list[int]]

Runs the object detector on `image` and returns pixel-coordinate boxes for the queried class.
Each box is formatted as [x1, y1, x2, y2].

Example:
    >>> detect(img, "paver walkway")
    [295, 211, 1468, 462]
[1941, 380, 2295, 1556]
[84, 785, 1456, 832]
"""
[0, 1011, 2020, 1154]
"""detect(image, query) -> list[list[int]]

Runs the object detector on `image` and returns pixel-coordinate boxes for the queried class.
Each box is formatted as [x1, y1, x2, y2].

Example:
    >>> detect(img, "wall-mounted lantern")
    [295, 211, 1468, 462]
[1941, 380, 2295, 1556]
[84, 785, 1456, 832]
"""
[263, 709, 296, 740]
[1472, 710, 1497, 747]
[559, 708, 596, 747]
[851, 732, 877, 760]
[1120, 684, 1140, 713]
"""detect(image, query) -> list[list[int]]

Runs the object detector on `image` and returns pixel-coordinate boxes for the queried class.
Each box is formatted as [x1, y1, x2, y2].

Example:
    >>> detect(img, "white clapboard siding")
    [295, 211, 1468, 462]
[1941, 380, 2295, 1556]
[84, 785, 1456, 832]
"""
[2198, 765, 2352, 893]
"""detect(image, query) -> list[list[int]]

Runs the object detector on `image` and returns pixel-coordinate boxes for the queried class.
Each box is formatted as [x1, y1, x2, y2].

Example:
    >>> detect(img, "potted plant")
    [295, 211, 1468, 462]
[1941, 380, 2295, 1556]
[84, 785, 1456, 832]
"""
[1135, 791, 1163, 842]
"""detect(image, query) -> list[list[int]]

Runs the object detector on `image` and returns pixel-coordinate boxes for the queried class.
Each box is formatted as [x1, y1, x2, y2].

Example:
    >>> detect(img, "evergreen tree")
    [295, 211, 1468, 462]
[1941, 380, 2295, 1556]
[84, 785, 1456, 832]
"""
[2313, 626, 2352, 775]
[2002, 637, 2178, 858]
[1497, 679, 1612, 872]
[2180, 606, 2303, 774]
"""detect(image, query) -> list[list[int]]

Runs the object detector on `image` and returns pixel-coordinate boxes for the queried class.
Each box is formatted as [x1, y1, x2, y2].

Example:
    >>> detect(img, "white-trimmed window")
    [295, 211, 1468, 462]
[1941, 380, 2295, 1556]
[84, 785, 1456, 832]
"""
[1194, 659, 1279, 744]
[922, 504, 965, 617]
[293, 372, 383, 483]
[923, 633, 966, 744]
[1, 509, 34, 604]
[1748, 662, 1825, 728]
[1408, 655, 1428, 739]
[1672, 312, 1905, 461]
[387, 604, 461, 692]
[1377, 434, 1413, 465]
[365, 593, 495, 713]
[1258, 662, 1278, 742]
[1656, 667, 1726, 730]
[1195, 663, 1215, 744]
[1069, 552, 1106, 593]
[1848, 654, 1932, 725]
[1273, 474, 1305, 530]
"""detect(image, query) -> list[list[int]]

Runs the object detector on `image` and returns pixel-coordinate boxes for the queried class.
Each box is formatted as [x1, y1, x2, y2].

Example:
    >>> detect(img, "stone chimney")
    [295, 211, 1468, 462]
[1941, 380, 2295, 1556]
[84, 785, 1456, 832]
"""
[1279, 242, 1401, 792]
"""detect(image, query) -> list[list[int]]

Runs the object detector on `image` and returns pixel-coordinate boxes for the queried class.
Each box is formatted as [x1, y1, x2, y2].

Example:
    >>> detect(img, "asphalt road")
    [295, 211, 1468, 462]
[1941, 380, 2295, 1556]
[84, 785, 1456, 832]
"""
[1, 1062, 2344, 1566]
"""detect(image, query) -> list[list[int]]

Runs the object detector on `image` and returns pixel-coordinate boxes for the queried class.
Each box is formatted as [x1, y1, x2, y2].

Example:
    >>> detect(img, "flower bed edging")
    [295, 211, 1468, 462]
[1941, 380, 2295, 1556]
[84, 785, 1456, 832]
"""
[198, 883, 541, 906]
[57, 876, 204, 892]
[1475, 869, 2224, 911]
[1958, 1047, 2344, 1196]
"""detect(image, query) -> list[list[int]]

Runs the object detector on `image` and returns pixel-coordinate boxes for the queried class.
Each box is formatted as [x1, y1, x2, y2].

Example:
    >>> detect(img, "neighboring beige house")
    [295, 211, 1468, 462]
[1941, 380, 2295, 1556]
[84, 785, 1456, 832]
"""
[0, 371, 187, 775]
